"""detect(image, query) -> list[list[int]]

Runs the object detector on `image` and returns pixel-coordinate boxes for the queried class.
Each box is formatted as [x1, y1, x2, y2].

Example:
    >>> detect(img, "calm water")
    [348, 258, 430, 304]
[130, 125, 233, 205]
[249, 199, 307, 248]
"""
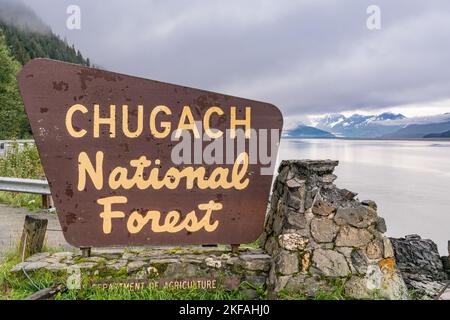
[278, 139, 450, 255]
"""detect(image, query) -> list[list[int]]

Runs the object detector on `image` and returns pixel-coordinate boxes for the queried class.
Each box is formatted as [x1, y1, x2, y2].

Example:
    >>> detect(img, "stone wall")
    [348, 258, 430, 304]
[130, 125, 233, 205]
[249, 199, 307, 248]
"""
[260, 160, 409, 299]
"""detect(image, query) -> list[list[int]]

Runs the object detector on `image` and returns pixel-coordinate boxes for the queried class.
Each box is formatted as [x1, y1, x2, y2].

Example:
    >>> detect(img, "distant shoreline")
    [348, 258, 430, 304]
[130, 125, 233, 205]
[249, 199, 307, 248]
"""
[283, 137, 450, 142]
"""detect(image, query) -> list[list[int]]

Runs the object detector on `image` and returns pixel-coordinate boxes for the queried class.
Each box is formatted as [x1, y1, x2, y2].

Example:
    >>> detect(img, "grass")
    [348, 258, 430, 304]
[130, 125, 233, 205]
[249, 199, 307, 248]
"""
[278, 286, 348, 300]
[0, 192, 42, 210]
[277, 277, 350, 300]
[55, 286, 248, 300]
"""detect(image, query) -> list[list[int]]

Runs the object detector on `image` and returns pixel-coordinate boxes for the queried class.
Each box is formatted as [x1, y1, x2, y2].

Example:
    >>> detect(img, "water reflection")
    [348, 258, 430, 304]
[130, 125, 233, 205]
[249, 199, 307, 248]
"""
[278, 139, 450, 254]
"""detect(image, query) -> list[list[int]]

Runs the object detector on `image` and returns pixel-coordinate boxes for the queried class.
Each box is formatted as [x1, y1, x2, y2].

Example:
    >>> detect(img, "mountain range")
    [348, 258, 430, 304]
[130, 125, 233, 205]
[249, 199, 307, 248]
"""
[314, 112, 406, 138]
[287, 112, 450, 139]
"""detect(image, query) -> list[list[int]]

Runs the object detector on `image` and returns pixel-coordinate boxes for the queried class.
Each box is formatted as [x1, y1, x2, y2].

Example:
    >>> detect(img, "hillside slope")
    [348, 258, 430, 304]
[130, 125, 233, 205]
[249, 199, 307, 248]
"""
[0, 0, 90, 139]
[286, 125, 335, 138]
[424, 130, 450, 138]
[0, 24, 89, 66]
[383, 121, 450, 139]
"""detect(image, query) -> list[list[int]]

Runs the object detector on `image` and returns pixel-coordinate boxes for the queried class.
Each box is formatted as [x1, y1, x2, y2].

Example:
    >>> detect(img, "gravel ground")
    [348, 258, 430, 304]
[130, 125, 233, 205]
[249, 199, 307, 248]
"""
[0, 204, 71, 257]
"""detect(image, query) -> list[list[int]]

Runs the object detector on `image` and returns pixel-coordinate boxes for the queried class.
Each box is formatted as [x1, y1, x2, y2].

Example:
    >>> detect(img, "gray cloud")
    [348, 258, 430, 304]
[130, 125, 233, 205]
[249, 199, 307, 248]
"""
[0, 0, 50, 32]
[20, 0, 450, 118]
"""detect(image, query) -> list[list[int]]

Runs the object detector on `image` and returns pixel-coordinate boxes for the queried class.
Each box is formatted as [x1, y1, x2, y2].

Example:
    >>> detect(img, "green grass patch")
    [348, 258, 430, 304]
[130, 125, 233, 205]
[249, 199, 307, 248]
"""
[0, 141, 45, 210]
[278, 277, 350, 300]
[55, 286, 248, 300]
[0, 141, 44, 179]
[0, 191, 42, 210]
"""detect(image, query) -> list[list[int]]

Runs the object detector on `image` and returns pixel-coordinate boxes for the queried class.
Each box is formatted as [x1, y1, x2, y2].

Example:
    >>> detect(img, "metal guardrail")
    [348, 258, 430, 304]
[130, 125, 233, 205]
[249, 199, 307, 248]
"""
[0, 140, 35, 149]
[0, 177, 51, 195]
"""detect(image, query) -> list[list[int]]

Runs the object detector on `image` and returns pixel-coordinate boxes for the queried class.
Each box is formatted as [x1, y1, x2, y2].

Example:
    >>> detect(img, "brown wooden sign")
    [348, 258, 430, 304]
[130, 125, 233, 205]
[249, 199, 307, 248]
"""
[18, 59, 283, 247]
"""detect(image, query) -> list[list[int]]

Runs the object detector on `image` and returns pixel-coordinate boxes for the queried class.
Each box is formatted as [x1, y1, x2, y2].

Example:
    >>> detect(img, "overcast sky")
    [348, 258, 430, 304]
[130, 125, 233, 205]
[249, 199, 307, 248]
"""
[21, 0, 450, 125]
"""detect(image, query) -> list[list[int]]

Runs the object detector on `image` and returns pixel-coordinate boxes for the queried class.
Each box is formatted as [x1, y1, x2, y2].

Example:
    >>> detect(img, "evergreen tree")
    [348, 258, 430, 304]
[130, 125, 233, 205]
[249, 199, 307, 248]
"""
[0, 31, 30, 139]
[0, 22, 89, 66]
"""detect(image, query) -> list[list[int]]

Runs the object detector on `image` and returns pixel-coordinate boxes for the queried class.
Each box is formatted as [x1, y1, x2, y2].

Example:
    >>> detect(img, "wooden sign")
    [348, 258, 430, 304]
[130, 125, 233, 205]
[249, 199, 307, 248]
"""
[18, 59, 283, 247]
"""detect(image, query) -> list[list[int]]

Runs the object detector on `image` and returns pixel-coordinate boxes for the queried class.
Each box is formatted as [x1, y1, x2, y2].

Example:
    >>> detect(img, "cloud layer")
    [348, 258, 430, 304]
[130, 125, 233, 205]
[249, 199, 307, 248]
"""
[22, 0, 450, 118]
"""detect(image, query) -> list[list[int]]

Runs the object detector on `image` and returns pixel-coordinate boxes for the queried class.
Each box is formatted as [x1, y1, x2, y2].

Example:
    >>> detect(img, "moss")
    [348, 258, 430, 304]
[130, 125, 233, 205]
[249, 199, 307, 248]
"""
[162, 247, 183, 254]
[94, 266, 129, 279]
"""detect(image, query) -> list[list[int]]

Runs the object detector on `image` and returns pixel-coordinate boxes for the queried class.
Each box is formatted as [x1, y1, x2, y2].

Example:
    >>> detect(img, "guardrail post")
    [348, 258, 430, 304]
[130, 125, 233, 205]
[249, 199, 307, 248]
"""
[42, 194, 54, 209]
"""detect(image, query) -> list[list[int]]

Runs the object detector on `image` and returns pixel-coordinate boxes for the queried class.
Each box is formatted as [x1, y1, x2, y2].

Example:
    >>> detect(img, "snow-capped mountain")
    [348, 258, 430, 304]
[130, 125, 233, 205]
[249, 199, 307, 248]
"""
[314, 112, 406, 137]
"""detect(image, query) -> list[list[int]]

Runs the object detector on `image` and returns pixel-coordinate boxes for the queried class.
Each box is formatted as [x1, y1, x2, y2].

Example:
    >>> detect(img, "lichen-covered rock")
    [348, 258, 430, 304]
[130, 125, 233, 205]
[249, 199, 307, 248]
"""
[383, 238, 394, 258]
[304, 188, 319, 209]
[366, 240, 384, 260]
[286, 210, 307, 229]
[351, 250, 369, 275]
[127, 261, 146, 273]
[275, 251, 299, 275]
[344, 276, 374, 299]
[310, 218, 339, 243]
[239, 254, 271, 272]
[344, 267, 409, 300]
[376, 217, 387, 233]
[361, 200, 377, 210]
[278, 233, 308, 251]
[284, 275, 332, 296]
[286, 177, 305, 189]
[334, 206, 378, 228]
[336, 226, 374, 247]
[73, 262, 98, 270]
[312, 200, 336, 216]
[25, 252, 51, 262]
[11, 261, 49, 272]
[311, 249, 350, 277]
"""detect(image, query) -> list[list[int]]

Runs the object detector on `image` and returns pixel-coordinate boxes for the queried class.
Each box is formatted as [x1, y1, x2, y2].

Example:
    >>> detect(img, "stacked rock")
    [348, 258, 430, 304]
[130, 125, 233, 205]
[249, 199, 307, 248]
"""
[260, 160, 408, 299]
[390, 235, 449, 297]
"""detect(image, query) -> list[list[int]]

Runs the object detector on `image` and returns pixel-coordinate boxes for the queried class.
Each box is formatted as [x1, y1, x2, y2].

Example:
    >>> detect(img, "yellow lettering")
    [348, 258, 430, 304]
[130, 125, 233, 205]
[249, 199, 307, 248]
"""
[124, 200, 222, 235]
[122, 105, 143, 138]
[230, 107, 251, 139]
[150, 105, 172, 138]
[204, 107, 224, 139]
[77, 151, 103, 191]
[97, 196, 127, 234]
[66, 104, 88, 138]
[175, 106, 200, 139]
[94, 104, 116, 138]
